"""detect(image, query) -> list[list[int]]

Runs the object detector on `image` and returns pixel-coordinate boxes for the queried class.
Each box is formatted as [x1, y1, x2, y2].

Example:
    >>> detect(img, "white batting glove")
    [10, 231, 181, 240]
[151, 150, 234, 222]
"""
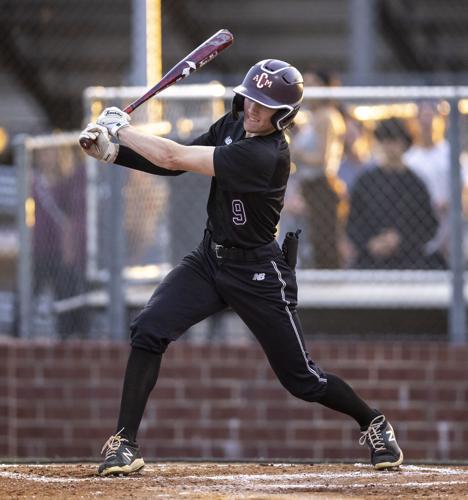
[96, 106, 131, 138]
[79, 123, 119, 163]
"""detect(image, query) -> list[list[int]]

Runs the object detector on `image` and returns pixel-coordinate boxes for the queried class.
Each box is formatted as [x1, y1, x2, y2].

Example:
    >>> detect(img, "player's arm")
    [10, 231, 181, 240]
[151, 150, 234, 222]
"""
[78, 123, 185, 176]
[116, 145, 185, 176]
[118, 127, 215, 177]
[95, 106, 215, 177]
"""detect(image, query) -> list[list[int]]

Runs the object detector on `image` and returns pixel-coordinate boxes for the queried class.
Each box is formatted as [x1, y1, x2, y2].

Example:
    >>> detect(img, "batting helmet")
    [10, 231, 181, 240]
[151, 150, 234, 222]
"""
[232, 59, 304, 130]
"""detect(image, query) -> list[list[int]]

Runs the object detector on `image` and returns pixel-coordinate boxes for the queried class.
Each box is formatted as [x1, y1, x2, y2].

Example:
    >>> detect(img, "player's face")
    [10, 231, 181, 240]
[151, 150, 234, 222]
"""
[243, 98, 276, 136]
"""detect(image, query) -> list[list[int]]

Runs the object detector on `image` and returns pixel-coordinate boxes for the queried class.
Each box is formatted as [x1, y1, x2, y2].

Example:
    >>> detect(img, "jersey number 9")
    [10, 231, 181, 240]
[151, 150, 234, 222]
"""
[232, 199, 247, 225]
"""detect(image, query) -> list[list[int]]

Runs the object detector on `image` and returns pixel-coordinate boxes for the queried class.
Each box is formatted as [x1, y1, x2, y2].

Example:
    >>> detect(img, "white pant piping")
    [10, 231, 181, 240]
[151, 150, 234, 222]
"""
[270, 260, 327, 383]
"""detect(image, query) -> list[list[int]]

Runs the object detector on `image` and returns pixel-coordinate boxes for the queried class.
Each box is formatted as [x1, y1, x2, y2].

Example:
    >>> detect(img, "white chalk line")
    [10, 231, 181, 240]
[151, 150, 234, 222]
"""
[247, 480, 468, 491]
[144, 464, 468, 481]
[354, 463, 468, 476]
[178, 471, 391, 481]
[2, 462, 466, 475]
[1, 464, 468, 490]
[1, 469, 466, 494]
[0, 470, 93, 483]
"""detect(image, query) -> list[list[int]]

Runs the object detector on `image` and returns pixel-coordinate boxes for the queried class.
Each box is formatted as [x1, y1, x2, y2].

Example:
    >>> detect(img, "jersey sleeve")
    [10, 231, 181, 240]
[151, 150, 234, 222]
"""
[115, 113, 231, 175]
[116, 146, 185, 176]
[213, 139, 277, 192]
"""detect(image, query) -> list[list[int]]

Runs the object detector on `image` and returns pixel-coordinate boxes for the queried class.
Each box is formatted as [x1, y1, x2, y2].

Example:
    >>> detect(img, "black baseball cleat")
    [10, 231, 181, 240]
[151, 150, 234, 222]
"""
[359, 414, 404, 470]
[98, 428, 145, 476]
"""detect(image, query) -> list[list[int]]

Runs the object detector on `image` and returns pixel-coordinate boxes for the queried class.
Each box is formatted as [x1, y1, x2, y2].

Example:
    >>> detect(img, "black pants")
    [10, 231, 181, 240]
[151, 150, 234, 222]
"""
[130, 231, 327, 402]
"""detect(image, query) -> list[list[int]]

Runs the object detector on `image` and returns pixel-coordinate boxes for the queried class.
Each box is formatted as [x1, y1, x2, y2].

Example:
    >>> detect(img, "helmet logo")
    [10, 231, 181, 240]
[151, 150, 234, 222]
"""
[253, 73, 273, 89]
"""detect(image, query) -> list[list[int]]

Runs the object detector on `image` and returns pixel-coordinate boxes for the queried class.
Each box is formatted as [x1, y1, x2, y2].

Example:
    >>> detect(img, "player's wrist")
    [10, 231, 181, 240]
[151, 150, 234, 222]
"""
[116, 125, 131, 140]
[110, 122, 130, 139]
[97, 106, 132, 139]
[102, 142, 119, 163]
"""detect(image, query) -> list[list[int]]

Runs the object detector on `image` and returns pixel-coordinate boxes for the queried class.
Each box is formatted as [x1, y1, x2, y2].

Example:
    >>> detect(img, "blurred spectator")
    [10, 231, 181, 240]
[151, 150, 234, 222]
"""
[277, 167, 313, 267]
[32, 146, 87, 336]
[292, 71, 347, 268]
[124, 171, 169, 265]
[33, 149, 62, 291]
[338, 114, 373, 192]
[346, 118, 444, 270]
[403, 102, 450, 259]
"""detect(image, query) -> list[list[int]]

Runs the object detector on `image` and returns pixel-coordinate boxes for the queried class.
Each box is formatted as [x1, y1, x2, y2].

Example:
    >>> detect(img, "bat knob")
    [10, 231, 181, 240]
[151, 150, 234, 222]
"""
[79, 137, 93, 150]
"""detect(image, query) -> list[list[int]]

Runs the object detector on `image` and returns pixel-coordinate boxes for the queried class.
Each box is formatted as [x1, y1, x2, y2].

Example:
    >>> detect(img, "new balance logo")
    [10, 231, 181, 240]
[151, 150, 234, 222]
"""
[252, 273, 265, 281]
[386, 429, 396, 442]
[122, 448, 134, 462]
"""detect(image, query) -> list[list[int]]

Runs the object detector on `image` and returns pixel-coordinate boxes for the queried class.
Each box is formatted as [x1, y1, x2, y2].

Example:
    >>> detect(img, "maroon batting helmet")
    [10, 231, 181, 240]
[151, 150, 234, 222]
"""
[232, 59, 304, 130]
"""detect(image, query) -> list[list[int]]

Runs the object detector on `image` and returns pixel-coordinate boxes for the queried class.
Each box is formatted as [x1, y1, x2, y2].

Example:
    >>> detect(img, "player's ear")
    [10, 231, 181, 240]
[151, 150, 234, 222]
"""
[232, 94, 245, 119]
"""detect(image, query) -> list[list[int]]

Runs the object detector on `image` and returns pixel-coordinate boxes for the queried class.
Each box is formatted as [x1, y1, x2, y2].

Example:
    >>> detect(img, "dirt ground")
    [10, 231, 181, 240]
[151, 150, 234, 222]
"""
[1, 462, 468, 499]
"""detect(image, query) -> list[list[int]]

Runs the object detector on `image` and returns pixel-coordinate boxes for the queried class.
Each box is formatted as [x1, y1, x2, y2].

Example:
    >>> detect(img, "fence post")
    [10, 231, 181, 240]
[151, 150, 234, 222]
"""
[14, 135, 33, 338]
[108, 165, 127, 339]
[349, 0, 377, 82]
[448, 96, 466, 343]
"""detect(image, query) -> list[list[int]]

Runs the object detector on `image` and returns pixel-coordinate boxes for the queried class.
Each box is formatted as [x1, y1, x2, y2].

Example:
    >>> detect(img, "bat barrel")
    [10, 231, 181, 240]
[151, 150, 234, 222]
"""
[79, 28, 234, 151]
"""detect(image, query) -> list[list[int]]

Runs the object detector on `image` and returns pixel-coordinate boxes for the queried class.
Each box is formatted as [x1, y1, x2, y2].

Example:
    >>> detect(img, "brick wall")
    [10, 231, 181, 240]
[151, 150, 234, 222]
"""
[0, 338, 467, 462]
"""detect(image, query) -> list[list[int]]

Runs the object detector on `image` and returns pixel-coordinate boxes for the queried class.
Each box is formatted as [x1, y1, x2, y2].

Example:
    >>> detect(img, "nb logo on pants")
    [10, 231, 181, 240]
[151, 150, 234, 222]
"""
[252, 273, 265, 281]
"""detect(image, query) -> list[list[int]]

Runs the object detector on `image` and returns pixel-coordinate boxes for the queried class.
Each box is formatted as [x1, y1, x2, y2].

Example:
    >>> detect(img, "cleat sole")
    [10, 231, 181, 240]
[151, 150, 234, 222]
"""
[99, 459, 145, 476]
[374, 452, 404, 470]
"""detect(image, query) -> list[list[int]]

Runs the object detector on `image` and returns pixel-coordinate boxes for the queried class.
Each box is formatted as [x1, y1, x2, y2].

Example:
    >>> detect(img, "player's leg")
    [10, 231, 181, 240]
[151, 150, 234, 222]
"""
[218, 255, 402, 469]
[99, 246, 226, 476]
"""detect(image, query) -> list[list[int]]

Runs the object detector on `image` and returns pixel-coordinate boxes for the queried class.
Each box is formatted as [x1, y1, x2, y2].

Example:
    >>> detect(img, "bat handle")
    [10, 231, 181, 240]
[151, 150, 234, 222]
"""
[79, 137, 93, 150]
[80, 105, 133, 150]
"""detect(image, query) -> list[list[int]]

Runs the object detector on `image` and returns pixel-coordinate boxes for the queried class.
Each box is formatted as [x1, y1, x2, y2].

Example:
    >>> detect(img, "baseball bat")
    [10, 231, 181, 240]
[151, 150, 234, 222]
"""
[80, 28, 234, 149]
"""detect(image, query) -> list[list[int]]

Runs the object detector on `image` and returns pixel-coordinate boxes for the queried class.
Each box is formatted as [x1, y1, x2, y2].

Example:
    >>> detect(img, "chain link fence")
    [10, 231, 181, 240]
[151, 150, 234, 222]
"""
[2, 1, 468, 145]
[0, 0, 132, 138]
[13, 85, 468, 340]
[14, 86, 230, 339]
[289, 97, 456, 272]
[3, 0, 468, 340]
[14, 133, 90, 338]
[83, 85, 226, 276]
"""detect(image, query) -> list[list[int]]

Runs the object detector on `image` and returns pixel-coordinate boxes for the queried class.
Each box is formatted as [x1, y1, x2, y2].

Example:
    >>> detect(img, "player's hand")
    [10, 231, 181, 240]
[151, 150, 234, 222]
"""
[79, 123, 119, 163]
[96, 106, 131, 138]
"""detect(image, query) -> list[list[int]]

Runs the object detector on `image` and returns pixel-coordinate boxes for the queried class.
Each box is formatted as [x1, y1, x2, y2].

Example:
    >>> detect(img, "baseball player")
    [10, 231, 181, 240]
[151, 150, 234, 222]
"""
[79, 59, 403, 476]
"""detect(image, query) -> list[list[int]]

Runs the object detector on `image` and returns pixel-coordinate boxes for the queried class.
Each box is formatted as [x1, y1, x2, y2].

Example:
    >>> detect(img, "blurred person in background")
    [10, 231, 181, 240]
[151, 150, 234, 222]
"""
[33, 148, 62, 296]
[291, 70, 347, 269]
[79, 59, 403, 476]
[124, 171, 169, 266]
[32, 146, 87, 337]
[337, 114, 374, 268]
[338, 114, 373, 193]
[277, 163, 312, 267]
[346, 118, 442, 270]
[403, 102, 450, 264]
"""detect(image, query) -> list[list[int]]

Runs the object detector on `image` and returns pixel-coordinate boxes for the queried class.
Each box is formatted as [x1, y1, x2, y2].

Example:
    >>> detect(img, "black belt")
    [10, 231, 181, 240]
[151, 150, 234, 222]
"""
[209, 238, 280, 261]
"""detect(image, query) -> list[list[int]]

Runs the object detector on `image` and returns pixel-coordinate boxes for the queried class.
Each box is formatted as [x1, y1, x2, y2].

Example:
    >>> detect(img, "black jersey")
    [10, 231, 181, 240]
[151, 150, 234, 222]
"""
[115, 112, 290, 248]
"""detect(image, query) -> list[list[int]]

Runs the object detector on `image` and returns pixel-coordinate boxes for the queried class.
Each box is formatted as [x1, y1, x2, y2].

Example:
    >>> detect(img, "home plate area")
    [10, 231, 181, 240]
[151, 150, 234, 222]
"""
[1, 462, 468, 499]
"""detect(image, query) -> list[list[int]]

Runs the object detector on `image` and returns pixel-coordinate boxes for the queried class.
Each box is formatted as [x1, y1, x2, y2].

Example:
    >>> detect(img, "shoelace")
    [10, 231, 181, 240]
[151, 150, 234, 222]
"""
[100, 427, 127, 459]
[359, 415, 386, 451]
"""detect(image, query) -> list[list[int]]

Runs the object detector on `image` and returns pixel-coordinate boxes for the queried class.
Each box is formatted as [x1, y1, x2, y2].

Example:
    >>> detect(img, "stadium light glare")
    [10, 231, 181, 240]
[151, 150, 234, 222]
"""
[352, 103, 418, 121]
[0, 127, 8, 154]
